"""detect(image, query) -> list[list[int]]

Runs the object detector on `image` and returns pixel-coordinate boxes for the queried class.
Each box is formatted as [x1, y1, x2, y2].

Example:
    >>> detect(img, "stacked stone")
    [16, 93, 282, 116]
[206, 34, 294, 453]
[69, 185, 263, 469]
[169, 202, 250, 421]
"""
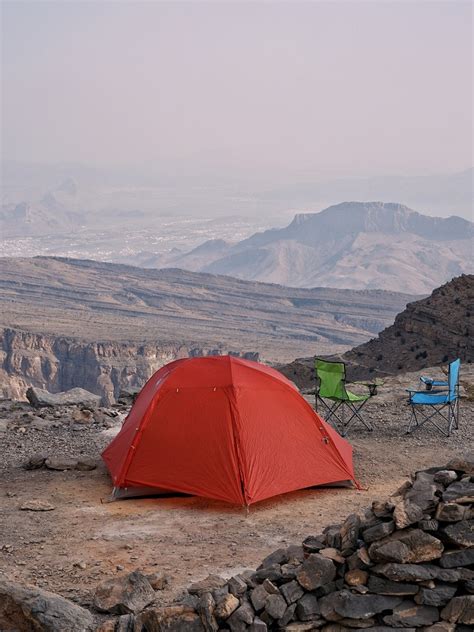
[188, 456, 474, 631]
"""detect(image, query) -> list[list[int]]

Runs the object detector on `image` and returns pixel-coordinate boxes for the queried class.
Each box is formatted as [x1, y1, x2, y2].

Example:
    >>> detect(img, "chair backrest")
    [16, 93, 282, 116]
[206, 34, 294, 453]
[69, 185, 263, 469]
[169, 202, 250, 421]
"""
[448, 358, 461, 400]
[315, 358, 348, 400]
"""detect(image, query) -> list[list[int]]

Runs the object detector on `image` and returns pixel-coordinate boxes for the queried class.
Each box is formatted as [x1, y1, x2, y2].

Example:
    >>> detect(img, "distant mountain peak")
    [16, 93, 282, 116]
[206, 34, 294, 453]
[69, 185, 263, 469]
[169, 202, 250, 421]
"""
[164, 201, 473, 294]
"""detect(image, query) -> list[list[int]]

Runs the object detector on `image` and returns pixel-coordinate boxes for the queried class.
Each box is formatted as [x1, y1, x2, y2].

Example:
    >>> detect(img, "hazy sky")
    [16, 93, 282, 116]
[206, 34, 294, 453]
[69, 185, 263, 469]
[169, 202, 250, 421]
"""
[1, 1, 472, 180]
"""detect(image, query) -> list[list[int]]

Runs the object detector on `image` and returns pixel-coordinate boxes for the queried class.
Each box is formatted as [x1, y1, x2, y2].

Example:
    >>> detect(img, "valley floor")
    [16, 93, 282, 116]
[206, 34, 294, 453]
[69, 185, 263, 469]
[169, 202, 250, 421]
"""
[0, 368, 473, 625]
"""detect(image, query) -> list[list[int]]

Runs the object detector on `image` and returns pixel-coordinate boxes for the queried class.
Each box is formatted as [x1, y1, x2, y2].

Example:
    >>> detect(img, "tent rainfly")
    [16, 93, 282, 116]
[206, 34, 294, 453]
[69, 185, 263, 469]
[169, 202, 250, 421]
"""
[102, 356, 358, 505]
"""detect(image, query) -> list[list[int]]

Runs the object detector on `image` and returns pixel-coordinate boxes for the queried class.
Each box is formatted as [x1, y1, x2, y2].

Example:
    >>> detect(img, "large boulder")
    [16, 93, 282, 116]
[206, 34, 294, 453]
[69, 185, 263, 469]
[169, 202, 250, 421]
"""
[26, 386, 102, 408]
[93, 571, 155, 614]
[0, 578, 94, 631]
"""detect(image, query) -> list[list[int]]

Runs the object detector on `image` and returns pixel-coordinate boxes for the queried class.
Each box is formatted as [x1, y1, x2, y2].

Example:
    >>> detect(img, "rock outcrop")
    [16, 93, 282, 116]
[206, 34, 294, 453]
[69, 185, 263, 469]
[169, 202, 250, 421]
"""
[279, 275, 473, 387]
[344, 274, 473, 379]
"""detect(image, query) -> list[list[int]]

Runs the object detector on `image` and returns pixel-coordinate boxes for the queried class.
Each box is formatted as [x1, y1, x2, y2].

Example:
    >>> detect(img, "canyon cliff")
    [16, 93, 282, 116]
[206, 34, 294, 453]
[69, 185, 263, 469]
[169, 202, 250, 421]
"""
[0, 257, 415, 403]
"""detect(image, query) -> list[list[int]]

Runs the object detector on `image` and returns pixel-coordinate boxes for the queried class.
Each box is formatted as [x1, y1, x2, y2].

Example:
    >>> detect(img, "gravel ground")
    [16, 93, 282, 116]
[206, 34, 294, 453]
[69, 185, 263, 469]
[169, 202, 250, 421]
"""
[0, 368, 472, 619]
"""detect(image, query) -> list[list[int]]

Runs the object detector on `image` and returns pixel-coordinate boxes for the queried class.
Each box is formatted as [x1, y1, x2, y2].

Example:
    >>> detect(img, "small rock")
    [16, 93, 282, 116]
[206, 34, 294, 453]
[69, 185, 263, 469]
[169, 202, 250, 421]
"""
[414, 583, 457, 607]
[440, 595, 474, 624]
[362, 521, 395, 543]
[441, 519, 474, 548]
[189, 575, 227, 596]
[383, 600, 439, 626]
[45, 456, 78, 471]
[433, 470, 458, 486]
[443, 480, 474, 504]
[93, 571, 155, 614]
[23, 453, 47, 470]
[73, 561, 87, 570]
[214, 593, 239, 621]
[280, 580, 304, 605]
[264, 593, 287, 619]
[344, 569, 368, 586]
[146, 572, 168, 591]
[296, 554, 336, 591]
[20, 500, 55, 511]
[295, 593, 320, 621]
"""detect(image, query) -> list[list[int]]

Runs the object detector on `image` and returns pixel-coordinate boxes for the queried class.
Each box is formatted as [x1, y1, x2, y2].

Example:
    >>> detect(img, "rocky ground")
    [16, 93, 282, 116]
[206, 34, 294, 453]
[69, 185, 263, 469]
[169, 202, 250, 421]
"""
[0, 368, 473, 629]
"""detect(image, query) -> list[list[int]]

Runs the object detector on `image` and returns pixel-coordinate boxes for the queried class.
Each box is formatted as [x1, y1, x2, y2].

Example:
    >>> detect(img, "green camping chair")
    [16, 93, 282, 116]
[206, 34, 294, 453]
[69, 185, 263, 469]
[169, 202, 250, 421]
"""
[315, 358, 375, 436]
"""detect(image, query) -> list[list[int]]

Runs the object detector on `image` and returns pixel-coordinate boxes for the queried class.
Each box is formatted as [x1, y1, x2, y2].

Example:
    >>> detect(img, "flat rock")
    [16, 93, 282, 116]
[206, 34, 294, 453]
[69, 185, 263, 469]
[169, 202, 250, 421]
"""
[302, 535, 325, 554]
[227, 601, 254, 630]
[438, 548, 474, 568]
[265, 593, 287, 619]
[435, 502, 468, 522]
[135, 605, 205, 631]
[368, 529, 443, 564]
[442, 480, 474, 504]
[383, 600, 439, 626]
[445, 453, 474, 475]
[20, 500, 55, 511]
[0, 578, 94, 631]
[414, 583, 457, 607]
[26, 386, 102, 408]
[189, 575, 227, 596]
[93, 571, 155, 614]
[319, 590, 403, 621]
[45, 456, 79, 470]
[372, 563, 437, 582]
[362, 520, 395, 543]
[441, 519, 474, 548]
[433, 471, 458, 486]
[367, 575, 418, 596]
[440, 595, 474, 624]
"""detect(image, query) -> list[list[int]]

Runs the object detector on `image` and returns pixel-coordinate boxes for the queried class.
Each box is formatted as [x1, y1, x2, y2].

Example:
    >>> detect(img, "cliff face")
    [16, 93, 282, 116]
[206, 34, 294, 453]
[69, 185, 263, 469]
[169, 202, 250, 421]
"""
[0, 256, 417, 403]
[343, 273, 473, 378]
[0, 328, 257, 404]
[278, 274, 473, 388]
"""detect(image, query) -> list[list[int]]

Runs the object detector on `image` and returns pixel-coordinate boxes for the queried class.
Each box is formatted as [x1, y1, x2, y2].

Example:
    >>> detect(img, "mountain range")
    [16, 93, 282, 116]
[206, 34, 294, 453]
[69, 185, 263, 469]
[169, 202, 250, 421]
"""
[0, 256, 414, 402]
[153, 202, 473, 294]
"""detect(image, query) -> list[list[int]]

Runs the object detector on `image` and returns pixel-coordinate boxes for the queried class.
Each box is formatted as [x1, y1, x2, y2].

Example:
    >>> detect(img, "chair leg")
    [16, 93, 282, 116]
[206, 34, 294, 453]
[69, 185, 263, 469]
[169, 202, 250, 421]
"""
[406, 404, 453, 437]
[316, 397, 346, 433]
[406, 404, 418, 434]
[343, 399, 373, 434]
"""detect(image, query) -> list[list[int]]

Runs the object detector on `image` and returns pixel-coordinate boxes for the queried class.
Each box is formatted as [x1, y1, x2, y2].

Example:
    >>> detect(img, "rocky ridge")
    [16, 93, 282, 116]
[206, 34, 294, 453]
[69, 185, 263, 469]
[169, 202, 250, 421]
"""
[344, 274, 473, 380]
[0, 256, 413, 402]
[279, 274, 473, 387]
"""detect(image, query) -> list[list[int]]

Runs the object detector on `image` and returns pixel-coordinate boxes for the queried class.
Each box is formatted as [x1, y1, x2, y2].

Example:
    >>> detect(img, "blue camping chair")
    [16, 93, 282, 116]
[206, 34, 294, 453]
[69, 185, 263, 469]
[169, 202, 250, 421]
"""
[406, 359, 460, 436]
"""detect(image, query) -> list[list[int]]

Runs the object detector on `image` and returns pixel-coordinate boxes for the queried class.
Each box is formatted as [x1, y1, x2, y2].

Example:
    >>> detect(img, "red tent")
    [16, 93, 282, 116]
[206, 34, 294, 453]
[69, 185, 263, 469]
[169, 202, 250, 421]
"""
[102, 356, 358, 505]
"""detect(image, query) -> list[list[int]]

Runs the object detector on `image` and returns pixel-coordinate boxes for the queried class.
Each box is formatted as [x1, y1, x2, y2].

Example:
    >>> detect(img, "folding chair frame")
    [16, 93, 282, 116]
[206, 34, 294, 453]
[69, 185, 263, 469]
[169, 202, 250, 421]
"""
[406, 368, 460, 437]
[316, 395, 372, 437]
[314, 358, 374, 436]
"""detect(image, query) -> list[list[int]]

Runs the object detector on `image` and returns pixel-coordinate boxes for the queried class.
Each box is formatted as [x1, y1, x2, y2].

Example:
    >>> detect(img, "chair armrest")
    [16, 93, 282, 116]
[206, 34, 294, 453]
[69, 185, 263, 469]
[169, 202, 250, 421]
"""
[348, 381, 378, 396]
[406, 388, 449, 395]
[420, 376, 448, 391]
